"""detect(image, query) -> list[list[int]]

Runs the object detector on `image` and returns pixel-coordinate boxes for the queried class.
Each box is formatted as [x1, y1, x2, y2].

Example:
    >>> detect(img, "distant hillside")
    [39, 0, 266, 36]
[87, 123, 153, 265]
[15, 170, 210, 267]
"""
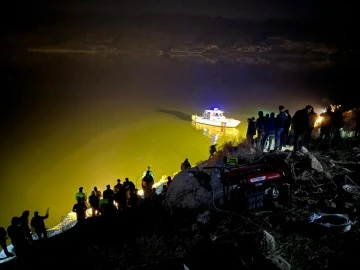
[2, 11, 359, 65]
[2, 9, 358, 46]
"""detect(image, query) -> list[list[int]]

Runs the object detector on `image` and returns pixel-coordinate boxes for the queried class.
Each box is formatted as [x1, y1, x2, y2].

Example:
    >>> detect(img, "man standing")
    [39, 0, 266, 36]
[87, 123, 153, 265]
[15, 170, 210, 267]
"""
[72, 198, 87, 222]
[0, 226, 14, 257]
[30, 209, 49, 240]
[246, 117, 256, 145]
[292, 105, 313, 151]
[255, 111, 266, 150]
[275, 105, 288, 151]
[142, 170, 154, 199]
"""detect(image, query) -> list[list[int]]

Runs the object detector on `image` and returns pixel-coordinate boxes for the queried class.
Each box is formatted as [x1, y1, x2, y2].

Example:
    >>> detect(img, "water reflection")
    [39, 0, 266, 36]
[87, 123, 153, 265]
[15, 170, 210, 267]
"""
[155, 108, 192, 121]
[191, 122, 240, 145]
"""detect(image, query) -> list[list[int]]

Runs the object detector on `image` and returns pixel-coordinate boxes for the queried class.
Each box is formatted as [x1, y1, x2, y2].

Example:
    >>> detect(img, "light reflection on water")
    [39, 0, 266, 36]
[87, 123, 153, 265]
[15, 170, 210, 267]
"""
[191, 121, 242, 146]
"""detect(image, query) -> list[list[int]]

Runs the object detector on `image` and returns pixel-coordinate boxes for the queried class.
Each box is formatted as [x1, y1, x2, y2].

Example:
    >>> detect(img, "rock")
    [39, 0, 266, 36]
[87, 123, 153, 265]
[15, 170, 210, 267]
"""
[164, 169, 213, 213]
[263, 255, 292, 270]
[260, 230, 276, 256]
[309, 153, 324, 172]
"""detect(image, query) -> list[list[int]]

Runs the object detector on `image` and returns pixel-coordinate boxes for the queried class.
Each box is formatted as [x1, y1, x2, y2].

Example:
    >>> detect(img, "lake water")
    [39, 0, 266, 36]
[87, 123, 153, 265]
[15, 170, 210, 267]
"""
[0, 51, 353, 232]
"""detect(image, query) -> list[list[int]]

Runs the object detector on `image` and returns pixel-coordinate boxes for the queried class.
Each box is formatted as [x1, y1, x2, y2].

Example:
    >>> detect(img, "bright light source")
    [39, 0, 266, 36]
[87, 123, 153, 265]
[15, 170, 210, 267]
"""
[315, 116, 323, 127]
[137, 189, 144, 197]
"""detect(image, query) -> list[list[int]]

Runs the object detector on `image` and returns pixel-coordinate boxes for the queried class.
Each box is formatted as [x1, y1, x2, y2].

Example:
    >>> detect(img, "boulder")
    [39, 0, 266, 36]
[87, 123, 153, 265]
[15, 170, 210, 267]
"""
[164, 169, 213, 214]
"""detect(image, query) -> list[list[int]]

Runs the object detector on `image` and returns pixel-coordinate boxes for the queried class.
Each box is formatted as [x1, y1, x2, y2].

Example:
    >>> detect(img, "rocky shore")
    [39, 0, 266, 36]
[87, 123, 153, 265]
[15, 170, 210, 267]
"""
[1, 136, 360, 270]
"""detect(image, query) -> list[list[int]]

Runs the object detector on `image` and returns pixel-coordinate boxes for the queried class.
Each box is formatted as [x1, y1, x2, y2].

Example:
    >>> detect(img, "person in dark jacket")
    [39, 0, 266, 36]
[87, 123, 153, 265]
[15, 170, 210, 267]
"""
[103, 185, 115, 204]
[0, 226, 14, 257]
[283, 109, 292, 146]
[292, 105, 313, 151]
[123, 177, 135, 192]
[88, 191, 100, 217]
[275, 105, 288, 151]
[72, 198, 87, 222]
[209, 144, 217, 159]
[255, 111, 266, 150]
[7, 216, 31, 259]
[262, 113, 275, 151]
[142, 171, 154, 199]
[19, 210, 32, 241]
[30, 209, 49, 240]
[246, 117, 256, 145]
[181, 158, 191, 170]
[166, 176, 172, 189]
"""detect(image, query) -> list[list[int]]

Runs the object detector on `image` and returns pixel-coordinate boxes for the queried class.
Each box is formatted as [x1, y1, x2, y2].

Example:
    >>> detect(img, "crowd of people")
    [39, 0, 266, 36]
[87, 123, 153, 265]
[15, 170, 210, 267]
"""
[0, 165, 177, 262]
[0, 209, 49, 260]
[71, 166, 177, 222]
[246, 104, 358, 152]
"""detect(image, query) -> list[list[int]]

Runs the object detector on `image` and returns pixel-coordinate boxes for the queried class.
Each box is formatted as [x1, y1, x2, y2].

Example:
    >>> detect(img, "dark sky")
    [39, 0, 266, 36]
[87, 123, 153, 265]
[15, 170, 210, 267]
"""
[105, 0, 313, 20]
[5, 0, 355, 21]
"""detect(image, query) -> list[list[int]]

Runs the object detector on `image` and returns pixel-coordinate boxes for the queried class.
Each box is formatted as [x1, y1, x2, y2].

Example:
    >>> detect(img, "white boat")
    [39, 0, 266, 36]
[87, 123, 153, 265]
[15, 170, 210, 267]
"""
[191, 108, 241, 128]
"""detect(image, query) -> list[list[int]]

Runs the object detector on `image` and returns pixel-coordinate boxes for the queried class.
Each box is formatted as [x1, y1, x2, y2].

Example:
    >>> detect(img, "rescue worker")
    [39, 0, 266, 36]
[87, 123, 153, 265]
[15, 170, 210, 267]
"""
[142, 166, 154, 178]
[75, 187, 87, 203]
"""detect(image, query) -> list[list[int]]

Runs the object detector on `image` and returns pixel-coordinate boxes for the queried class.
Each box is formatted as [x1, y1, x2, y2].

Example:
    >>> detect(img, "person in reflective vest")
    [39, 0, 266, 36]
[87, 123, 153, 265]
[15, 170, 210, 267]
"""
[75, 187, 87, 202]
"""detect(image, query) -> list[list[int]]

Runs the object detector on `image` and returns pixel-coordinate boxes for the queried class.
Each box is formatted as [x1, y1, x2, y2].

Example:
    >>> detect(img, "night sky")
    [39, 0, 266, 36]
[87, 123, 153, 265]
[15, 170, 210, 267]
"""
[3, 0, 356, 20]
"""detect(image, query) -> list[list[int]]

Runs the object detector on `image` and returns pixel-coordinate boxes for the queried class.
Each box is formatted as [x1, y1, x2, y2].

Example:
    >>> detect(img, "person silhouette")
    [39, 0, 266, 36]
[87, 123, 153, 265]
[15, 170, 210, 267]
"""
[30, 209, 49, 240]
[19, 210, 32, 241]
[209, 144, 217, 159]
[7, 216, 31, 259]
[72, 198, 87, 222]
[181, 158, 191, 170]
[0, 226, 14, 257]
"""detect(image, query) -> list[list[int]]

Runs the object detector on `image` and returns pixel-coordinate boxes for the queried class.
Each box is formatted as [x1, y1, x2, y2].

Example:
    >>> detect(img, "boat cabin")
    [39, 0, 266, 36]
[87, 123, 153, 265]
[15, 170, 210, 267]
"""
[203, 108, 225, 120]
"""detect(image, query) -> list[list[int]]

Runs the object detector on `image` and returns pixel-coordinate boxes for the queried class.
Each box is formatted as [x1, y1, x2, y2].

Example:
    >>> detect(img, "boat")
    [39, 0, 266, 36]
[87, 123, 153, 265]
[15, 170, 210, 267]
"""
[191, 108, 241, 128]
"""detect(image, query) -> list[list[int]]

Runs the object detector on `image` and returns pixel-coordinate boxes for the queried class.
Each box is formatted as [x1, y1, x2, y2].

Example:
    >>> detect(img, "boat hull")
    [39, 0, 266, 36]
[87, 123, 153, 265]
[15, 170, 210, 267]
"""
[192, 115, 240, 128]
